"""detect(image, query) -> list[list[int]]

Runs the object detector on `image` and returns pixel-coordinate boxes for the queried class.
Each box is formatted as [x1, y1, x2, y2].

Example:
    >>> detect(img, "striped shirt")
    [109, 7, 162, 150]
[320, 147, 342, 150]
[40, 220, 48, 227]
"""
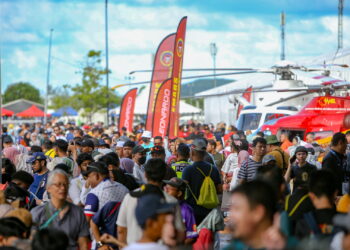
[237, 157, 262, 182]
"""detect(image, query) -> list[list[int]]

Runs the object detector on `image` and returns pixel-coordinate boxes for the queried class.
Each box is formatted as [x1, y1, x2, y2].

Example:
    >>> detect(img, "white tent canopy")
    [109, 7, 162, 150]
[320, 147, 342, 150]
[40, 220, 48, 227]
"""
[111, 85, 201, 115]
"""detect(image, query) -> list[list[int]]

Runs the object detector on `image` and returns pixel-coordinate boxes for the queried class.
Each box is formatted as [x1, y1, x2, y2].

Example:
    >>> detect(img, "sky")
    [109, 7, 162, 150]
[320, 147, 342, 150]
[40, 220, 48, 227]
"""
[1, 0, 350, 96]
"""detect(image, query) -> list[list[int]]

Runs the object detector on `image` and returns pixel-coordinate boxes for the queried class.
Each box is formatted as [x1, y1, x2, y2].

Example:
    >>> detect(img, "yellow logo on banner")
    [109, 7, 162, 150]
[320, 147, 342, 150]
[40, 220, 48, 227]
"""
[318, 97, 336, 106]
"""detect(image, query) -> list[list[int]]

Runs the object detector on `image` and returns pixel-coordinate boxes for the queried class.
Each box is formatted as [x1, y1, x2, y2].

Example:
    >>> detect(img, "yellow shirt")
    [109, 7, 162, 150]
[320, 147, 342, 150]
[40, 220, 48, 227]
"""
[45, 148, 56, 160]
[337, 194, 350, 213]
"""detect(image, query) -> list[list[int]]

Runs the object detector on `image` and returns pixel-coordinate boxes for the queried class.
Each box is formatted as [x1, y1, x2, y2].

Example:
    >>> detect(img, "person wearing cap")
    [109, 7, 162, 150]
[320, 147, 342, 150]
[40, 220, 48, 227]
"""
[81, 139, 100, 158]
[266, 135, 290, 173]
[28, 152, 50, 207]
[163, 177, 198, 244]
[82, 162, 128, 224]
[182, 138, 222, 225]
[150, 145, 176, 181]
[262, 154, 277, 167]
[171, 143, 191, 178]
[132, 145, 148, 184]
[122, 140, 136, 159]
[31, 170, 90, 250]
[285, 146, 317, 191]
[115, 140, 125, 158]
[154, 136, 172, 160]
[116, 158, 185, 246]
[140, 131, 154, 149]
[103, 194, 175, 250]
[2, 135, 14, 149]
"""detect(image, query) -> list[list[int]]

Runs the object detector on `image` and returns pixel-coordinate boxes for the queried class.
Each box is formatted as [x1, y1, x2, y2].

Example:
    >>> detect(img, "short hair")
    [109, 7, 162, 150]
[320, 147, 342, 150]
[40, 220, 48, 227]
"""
[208, 139, 216, 148]
[144, 158, 166, 183]
[255, 165, 284, 197]
[30, 146, 42, 153]
[46, 170, 69, 188]
[252, 137, 267, 147]
[54, 164, 70, 175]
[154, 136, 163, 141]
[74, 128, 84, 137]
[177, 143, 190, 158]
[0, 217, 28, 239]
[231, 180, 277, 222]
[2, 158, 16, 177]
[239, 139, 249, 151]
[99, 154, 120, 168]
[53, 139, 68, 152]
[31, 228, 69, 250]
[12, 171, 34, 186]
[123, 140, 136, 148]
[76, 153, 94, 166]
[309, 170, 337, 202]
[42, 140, 53, 150]
[331, 132, 346, 147]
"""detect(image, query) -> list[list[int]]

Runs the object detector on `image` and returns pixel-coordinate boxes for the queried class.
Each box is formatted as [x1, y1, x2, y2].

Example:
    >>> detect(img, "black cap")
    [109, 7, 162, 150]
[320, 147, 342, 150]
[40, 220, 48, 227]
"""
[82, 162, 109, 177]
[132, 145, 149, 154]
[3, 136, 13, 144]
[163, 177, 187, 192]
[81, 139, 94, 148]
[295, 146, 308, 154]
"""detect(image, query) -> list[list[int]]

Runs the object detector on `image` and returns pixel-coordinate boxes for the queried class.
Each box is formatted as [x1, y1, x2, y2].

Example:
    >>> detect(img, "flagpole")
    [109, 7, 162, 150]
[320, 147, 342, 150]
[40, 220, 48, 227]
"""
[105, 0, 110, 125]
[44, 28, 54, 125]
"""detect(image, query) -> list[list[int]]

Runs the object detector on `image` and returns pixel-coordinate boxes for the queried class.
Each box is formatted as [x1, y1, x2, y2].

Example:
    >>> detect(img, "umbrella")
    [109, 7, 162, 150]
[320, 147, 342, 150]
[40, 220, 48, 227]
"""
[1, 108, 14, 116]
[16, 105, 47, 117]
[52, 106, 78, 117]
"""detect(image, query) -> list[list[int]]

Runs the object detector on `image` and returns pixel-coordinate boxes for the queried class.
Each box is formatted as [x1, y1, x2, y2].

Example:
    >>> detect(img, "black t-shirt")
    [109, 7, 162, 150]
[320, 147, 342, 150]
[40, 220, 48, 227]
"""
[322, 150, 347, 195]
[286, 188, 315, 221]
[291, 162, 317, 191]
[182, 161, 221, 224]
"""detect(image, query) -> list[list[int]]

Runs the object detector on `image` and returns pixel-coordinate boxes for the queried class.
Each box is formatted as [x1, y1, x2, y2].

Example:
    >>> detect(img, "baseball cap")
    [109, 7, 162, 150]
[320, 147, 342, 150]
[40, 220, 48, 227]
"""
[132, 145, 149, 154]
[82, 162, 109, 177]
[135, 194, 175, 227]
[141, 130, 152, 138]
[81, 139, 95, 148]
[98, 139, 109, 147]
[295, 146, 308, 154]
[27, 152, 47, 164]
[191, 138, 207, 151]
[116, 141, 125, 148]
[262, 154, 276, 165]
[3, 136, 13, 144]
[150, 145, 165, 155]
[266, 135, 279, 145]
[163, 177, 186, 192]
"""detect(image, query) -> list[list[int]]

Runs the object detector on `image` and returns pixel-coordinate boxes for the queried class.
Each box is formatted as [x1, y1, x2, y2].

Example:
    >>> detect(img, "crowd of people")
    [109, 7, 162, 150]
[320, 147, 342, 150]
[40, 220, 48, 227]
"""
[1, 121, 350, 250]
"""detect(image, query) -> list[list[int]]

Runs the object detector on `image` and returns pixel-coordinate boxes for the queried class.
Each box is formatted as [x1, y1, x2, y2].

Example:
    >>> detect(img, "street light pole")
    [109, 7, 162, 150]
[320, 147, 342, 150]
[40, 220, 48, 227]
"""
[210, 43, 217, 88]
[105, 0, 110, 125]
[44, 28, 54, 125]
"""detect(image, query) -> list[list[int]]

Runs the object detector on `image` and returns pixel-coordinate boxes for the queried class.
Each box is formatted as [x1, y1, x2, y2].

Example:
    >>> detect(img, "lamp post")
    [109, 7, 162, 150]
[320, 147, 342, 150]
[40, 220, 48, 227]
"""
[44, 28, 53, 125]
[210, 43, 217, 88]
[105, 0, 110, 125]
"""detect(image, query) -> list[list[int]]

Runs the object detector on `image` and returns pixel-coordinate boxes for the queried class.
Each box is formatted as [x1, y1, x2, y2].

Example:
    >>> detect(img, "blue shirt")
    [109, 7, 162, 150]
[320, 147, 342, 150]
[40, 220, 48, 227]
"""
[29, 171, 49, 202]
[92, 201, 121, 236]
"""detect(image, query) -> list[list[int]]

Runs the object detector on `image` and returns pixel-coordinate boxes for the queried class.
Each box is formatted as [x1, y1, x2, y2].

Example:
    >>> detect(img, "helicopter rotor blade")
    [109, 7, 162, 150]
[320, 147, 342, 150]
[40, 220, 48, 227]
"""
[129, 68, 257, 75]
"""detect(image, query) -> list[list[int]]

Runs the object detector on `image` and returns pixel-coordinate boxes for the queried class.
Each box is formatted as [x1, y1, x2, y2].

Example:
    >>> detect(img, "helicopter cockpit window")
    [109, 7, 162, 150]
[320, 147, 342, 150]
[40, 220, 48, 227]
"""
[264, 113, 289, 123]
[237, 113, 262, 131]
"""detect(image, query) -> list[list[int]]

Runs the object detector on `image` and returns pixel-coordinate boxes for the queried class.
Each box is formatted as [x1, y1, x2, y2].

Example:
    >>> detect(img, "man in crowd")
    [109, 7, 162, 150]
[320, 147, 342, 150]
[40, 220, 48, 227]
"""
[117, 158, 185, 245]
[28, 152, 50, 207]
[171, 143, 191, 178]
[182, 138, 222, 224]
[266, 135, 290, 172]
[237, 137, 267, 183]
[132, 145, 148, 184]
[280, 132, 293, 152]
[207, 139, 225, 171]
[140, 131, 154, 149]
[150, 145, 176, 180]
[31, 170, 89, 250]
[48, 139, 76, 174]
[122, 140, 135, 159]
[322, 132, 348, 195]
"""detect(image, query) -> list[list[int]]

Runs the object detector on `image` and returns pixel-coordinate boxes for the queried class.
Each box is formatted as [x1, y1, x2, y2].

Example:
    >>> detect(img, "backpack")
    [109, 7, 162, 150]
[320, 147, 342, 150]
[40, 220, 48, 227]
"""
[189, 165, 219, 209]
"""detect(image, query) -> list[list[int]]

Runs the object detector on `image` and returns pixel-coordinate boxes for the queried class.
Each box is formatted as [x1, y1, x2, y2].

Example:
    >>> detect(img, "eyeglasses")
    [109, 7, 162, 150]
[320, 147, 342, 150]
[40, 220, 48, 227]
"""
[52, 182, 68, 188]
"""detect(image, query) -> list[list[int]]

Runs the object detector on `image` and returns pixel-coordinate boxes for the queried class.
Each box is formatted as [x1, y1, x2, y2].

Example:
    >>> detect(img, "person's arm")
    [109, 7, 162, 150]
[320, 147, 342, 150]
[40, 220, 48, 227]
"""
[77, 237, 89, 250]
[117, 226, 127, 244]
[84, 193, 99, 224]
[90, 220, 111, 250]
[101, 233, 126, 248]
[284, 163, 292, 183]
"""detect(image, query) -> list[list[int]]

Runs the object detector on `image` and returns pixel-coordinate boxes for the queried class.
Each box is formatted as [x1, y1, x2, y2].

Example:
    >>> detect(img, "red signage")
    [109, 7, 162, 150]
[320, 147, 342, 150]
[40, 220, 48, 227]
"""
[236, 86, 252, 119]
[152, 79, 172, 137]
[145, 33, 176, 131]
[168, 17, 187, 138]
[119, 88, 137, 132]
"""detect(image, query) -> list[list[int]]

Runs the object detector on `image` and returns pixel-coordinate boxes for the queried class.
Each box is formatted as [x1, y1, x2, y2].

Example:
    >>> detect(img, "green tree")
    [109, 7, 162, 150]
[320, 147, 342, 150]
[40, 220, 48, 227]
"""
[70, 50, 121, 121]
[49, 84, 75, 110]
[3, 82, 43, 104]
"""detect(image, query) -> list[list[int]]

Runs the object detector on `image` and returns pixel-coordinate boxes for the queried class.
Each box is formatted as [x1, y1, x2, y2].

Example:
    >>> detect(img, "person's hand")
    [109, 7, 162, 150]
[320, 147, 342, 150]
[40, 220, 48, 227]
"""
[263, 213, 286, 250]
[100, 234, 115, 244]
[35, 198, 43, 206]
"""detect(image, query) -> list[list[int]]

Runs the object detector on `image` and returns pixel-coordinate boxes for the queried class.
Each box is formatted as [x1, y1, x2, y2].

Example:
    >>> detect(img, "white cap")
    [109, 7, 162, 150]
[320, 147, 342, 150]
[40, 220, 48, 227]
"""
[116, 141, 125, 147]
[141, 130, 152, 138]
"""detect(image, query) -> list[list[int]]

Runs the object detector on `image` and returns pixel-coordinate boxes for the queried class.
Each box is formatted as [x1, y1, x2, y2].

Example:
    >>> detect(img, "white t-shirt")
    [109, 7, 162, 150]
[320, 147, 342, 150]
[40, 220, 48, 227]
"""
[123, 242, 168, 250]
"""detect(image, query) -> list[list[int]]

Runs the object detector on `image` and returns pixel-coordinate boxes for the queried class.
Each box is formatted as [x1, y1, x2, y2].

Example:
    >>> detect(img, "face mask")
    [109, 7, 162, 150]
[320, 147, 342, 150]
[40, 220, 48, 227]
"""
[138, 156, 147, 165]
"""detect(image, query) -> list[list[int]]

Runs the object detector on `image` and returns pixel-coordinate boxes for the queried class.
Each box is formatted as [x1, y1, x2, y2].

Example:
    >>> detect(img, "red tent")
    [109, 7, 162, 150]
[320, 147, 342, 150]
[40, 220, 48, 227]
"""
[16, 105, 47, 117]
[1, 108, 14, 116]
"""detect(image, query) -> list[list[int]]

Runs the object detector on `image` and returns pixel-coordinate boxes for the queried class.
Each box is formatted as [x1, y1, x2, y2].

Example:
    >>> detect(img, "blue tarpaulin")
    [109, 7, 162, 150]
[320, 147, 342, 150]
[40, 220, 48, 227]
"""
[51, 107, 78, 117]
